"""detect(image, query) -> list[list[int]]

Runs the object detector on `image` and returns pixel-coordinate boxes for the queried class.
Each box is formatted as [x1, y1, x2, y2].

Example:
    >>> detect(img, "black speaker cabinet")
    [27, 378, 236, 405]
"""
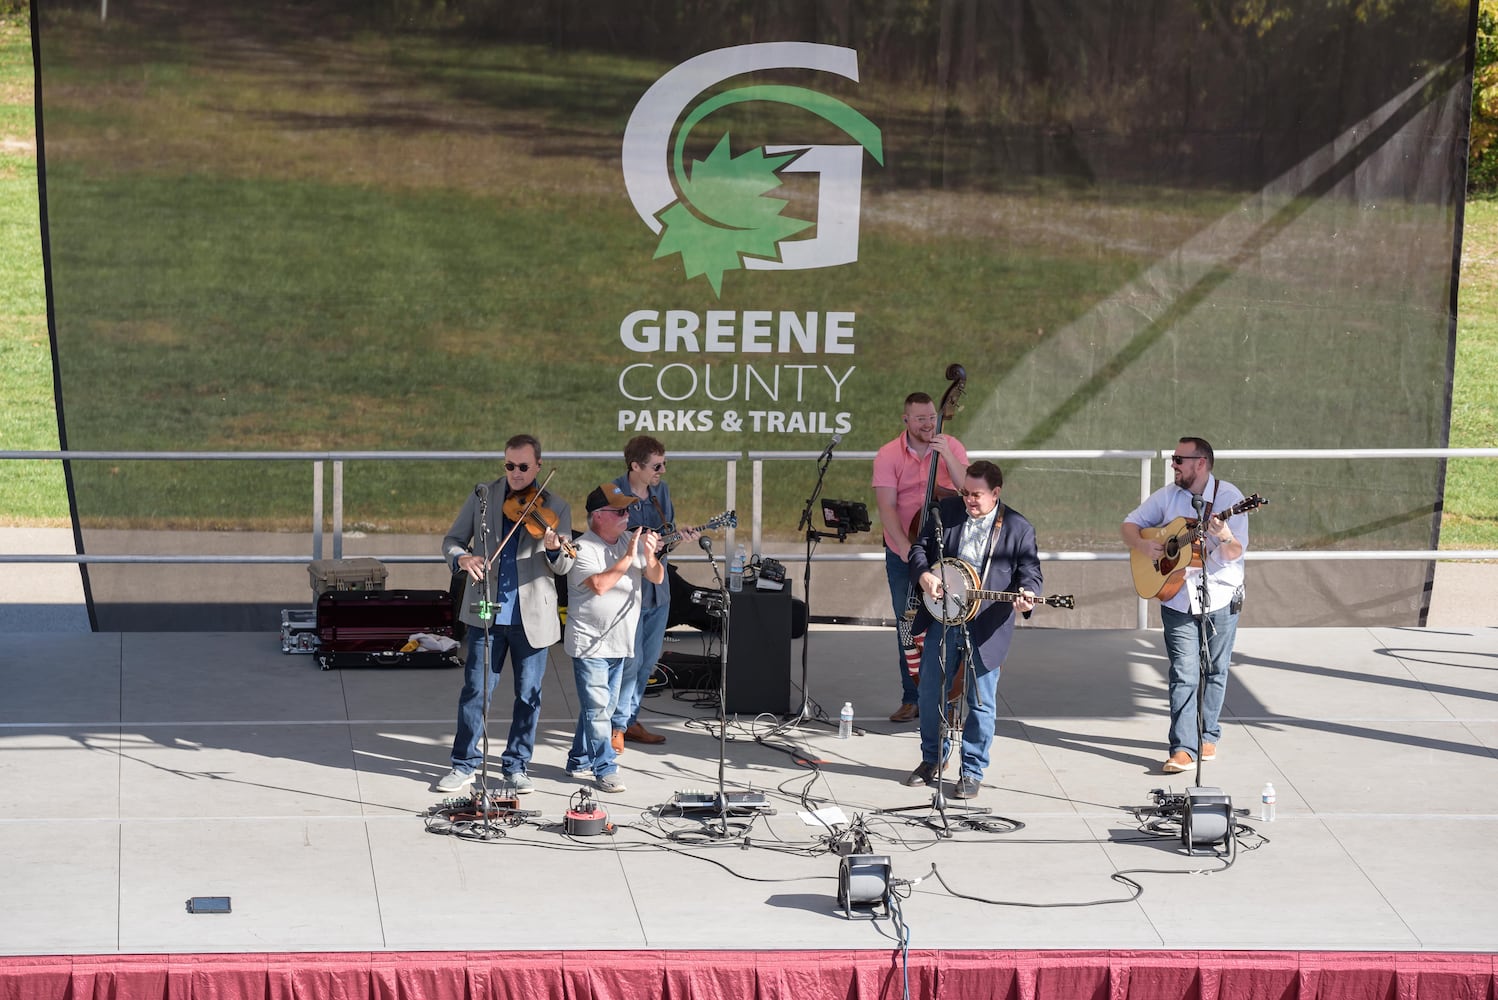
[724, 588, 792, 715]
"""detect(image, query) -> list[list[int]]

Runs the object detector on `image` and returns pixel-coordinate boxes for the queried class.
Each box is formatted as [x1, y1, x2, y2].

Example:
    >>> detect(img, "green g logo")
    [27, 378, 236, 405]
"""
[623, 43, 884, 295]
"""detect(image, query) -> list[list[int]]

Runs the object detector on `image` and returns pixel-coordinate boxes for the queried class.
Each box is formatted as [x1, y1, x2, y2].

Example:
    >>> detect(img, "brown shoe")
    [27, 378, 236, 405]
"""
[888, 703, 918, 723]
[1200, 742, 1217, 761]
[624, 722, 666, 745]
[1161, 750, 1194, 773]
[611, 729, 625, 754]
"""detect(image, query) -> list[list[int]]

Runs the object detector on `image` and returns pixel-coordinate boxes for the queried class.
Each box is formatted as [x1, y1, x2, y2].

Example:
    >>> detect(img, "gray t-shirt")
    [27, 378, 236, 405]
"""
[564, 530, 646, 658]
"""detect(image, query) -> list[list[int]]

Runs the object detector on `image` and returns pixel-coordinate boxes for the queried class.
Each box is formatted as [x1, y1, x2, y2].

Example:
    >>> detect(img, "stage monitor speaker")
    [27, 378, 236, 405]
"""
[724, 588, 792, 715]
[1181, 786, 1233, 853]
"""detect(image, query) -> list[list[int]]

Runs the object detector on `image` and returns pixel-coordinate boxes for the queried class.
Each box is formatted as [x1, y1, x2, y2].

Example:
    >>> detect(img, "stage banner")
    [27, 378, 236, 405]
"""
[34, 0, 1476, 629]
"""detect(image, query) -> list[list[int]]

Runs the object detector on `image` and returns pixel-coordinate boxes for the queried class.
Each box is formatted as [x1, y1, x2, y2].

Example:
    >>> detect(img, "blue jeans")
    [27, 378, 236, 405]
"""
[1160, 604, 1238, 757]
[612, 603, 669, 731]
[568, 656, 623, 777]
[450, 622, 548, 776]
[916, 625, 1001, 780]
[885, 547, 921, 706]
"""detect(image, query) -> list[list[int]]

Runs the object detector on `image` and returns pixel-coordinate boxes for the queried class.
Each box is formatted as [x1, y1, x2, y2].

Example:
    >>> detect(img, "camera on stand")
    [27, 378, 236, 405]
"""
[820, 499, 871, 541]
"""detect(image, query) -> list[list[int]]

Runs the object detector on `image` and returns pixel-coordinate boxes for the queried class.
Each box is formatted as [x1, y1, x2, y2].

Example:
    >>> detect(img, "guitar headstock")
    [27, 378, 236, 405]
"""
[705, 510, 737, 532]
[1045, 594, 1075, 610]
[1229, 494, 1268, 516]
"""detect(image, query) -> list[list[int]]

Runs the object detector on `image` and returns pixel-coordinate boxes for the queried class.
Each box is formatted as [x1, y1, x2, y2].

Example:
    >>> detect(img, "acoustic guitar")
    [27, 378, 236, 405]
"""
[1129, 494, 1267, 600]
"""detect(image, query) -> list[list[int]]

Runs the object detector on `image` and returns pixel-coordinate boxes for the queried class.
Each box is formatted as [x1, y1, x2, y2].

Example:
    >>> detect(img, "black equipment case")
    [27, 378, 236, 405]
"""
[314, 589, 460, 670]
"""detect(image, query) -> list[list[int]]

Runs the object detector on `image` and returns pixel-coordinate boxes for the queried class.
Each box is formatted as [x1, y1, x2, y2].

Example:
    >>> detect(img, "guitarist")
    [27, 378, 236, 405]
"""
[1121, 437, 1248, 775]
[872, 392, 970, 723]
[609, 434, 698, 751]
[904, 461, 1041, 800]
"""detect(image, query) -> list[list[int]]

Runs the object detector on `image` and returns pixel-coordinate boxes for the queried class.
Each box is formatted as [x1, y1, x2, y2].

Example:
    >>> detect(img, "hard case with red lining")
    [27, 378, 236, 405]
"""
[314, 589, 460, 670]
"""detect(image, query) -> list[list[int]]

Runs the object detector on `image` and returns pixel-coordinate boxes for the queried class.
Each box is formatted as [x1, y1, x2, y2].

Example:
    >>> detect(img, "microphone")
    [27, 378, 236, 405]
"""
[817, 433, 843, 463]
[1190, 493, 1205, 516]
[475, 482, 489, 497]
[698, 534, 722, 587]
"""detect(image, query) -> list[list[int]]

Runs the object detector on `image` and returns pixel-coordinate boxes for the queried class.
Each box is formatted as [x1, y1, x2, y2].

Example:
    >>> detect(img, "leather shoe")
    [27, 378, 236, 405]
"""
[952, 775, 981, 799]
[611, 730, 625, 754]
[889, 703, 918, 723]
[1162, 750, 1194, 773]
[903, 761, 938, 787]
[624, 722, 666, 745]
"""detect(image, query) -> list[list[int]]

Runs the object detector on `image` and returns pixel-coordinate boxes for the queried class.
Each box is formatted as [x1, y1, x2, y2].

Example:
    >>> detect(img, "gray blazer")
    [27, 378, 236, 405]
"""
[441, 482, 575, 643]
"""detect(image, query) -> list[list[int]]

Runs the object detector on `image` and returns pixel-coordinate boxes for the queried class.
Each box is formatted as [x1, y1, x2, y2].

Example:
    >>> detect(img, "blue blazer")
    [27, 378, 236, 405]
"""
[907, 495, 1043, 671]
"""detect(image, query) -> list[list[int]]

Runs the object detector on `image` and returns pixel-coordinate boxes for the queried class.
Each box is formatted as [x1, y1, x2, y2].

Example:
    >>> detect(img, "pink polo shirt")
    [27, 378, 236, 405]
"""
[871, 430, 969, 550]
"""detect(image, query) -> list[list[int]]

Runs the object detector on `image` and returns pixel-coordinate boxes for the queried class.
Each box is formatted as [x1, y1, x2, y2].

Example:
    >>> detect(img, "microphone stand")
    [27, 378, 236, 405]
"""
[470, 483, 500, 836]
[467, 481, 545, 830]
[776, 444, 842, 734]
[1190, 494, 1212, 791]
[882, 501, 981, 838]
[696, 536, 733, 837]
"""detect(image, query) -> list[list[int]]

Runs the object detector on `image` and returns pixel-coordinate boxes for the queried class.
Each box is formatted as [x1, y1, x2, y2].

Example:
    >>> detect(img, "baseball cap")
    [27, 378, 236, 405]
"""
[585, 483, 640, 514]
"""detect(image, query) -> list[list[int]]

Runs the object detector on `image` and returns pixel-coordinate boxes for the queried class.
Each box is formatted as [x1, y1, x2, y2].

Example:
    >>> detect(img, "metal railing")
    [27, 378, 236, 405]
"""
[4, 447, 1497, 629]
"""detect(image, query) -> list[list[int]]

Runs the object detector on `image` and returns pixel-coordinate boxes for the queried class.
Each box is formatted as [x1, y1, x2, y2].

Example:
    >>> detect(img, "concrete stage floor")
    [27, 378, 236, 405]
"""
[2, 618, 1497, 956]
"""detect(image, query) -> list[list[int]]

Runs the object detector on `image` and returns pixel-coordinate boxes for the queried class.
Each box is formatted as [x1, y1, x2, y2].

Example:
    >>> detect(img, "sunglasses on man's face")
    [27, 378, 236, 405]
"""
[1170, 454, 1203, 465]
[958, 488, 992, 499]
[504, 462, 533, 472]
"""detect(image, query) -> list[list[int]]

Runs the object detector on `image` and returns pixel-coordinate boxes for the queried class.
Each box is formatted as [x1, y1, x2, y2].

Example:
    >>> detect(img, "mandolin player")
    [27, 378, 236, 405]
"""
[1121, 436, 1248, 774]
[872, 392, 970, 723]
[609, 435, 696, 752]
[904, 461, 1041, 800]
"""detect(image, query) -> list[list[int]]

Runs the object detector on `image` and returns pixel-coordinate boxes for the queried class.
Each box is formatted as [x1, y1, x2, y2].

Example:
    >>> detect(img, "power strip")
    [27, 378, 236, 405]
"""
[673, 789, 771, 812]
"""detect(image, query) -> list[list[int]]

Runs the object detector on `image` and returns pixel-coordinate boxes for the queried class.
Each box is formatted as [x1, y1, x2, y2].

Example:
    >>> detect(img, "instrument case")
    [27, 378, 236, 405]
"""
[308, 557, 388, 597]
[314, 589, 459, 670]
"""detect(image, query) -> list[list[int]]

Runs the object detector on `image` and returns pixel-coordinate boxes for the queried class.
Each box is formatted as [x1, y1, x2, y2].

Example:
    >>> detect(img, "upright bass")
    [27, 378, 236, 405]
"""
[896, 363, 967, 679]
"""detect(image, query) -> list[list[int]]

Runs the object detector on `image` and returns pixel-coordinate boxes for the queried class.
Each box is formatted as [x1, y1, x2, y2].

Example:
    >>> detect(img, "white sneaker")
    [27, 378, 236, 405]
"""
[436, 768, 474, 792]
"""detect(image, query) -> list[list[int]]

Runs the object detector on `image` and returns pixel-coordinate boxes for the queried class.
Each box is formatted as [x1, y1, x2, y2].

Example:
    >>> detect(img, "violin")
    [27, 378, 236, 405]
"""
[501, 484, 577, 558]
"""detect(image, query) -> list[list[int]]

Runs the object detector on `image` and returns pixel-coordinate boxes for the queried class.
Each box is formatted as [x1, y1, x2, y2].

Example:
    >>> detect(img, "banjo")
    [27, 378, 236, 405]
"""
[919, 557, 1075, 625]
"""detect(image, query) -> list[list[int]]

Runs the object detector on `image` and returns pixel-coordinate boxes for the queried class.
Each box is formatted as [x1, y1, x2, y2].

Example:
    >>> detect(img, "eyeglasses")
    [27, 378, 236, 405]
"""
[504, 462, 533, 472]
[958, 488, 993, 499]
[1170, 454, 1203, 465]
[596, 506, 631, 517]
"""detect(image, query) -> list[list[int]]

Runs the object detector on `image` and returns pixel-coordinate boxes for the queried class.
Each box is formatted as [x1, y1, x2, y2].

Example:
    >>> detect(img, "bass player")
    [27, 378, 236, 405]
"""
[872, 391, 969, 722]
[904, 461, 1040, 800]
[1121, 436, 1248, 774]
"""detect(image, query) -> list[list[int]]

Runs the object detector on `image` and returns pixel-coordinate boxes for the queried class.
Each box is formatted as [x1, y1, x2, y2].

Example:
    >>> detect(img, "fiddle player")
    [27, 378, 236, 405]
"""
[904, 461, 1040, 800]
[609, 435, 697, 752]
[872, 392, 970, 722]
[1121, 436, 1247, 774]
[436, 433, 574, 795]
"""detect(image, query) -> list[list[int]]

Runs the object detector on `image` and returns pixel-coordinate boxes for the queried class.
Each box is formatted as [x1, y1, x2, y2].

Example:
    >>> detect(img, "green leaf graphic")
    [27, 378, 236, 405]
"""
[654, 133, 813, 295]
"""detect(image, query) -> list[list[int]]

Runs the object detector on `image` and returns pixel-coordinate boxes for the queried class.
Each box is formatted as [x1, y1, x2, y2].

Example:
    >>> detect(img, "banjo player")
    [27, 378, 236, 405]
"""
[902, 460, 1043, 801]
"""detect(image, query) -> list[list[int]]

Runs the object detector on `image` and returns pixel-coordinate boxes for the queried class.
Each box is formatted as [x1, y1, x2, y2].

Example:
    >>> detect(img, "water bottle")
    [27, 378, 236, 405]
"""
[728, 545, 745, 592]
[1260, 781, 1276, 822]
[839, 702, 854, 739]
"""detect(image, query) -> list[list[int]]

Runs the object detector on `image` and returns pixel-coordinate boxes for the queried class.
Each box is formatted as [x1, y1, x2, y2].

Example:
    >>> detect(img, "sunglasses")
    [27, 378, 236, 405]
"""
[597, 506, 631, 517]
[1170, 454, 1203, 465]
[504, 462, 533, 472]
[649, 462, 666, 471]
[958, 488, 993, 499]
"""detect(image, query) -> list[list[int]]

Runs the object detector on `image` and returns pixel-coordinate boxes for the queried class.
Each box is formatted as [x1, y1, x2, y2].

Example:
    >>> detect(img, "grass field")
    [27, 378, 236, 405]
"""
[0, 10, 1493, 552]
